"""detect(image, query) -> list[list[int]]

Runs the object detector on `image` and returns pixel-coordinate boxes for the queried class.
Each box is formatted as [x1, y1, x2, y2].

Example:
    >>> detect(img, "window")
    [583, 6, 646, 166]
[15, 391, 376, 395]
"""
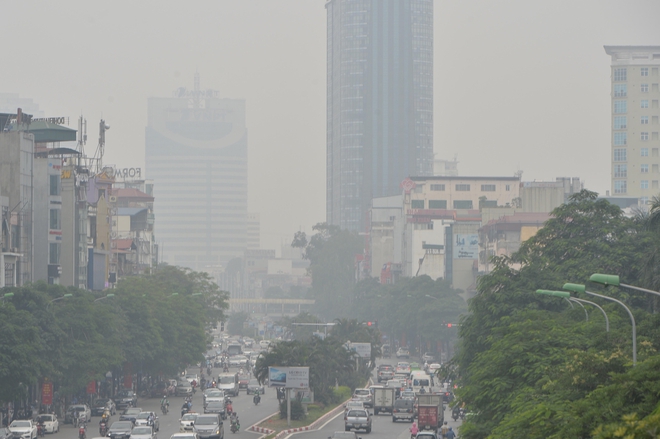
[614, 180, 627, 194]
[641, 67, 649, 77]
[641, 84, 649, 93]
[614, 68, 627, 81]
[654, 116, 659, 125]
[653, 164, 659, 173]
[49, 209, 61, 230]
[614, 100, 627, 113]
[614, 116, 627, 129]
[642, 132, 649, 141]
[641, 164, 649, 173]
[453, 200, 473, 209]
[455, 184, 470, 191]
[614, 148, 627, 161]
[480, 184, 496, 192]
[641, 116, 649, 125]
[430, 184, 445, 191]
[49, 243, 60, 265]
[614, 132, 627, 145]
[429, 200, 447, 209]
[505, 185, 511, 191]
[614, 164, 627, 178]
[411, 200, 425, 209]
[654, 132, 659, 141]
[641, 196, 649, 205]
[654, 68, 659, 76]
[654, 181, 659, 189]
[49, 175, 60, 196]
[642, 148, 649, 157]
[653, 84, 659, 92]
[614, 84, 627, 97]
[654, 148, 659, 157]
[641, 100, 649, 109]
[641, 180, 649, 189]
[654, 100, 660, 109]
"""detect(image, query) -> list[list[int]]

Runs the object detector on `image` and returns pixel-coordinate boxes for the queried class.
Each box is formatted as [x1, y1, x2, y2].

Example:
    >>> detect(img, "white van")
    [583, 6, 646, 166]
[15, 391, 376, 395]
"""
[410, 370, 433, 394]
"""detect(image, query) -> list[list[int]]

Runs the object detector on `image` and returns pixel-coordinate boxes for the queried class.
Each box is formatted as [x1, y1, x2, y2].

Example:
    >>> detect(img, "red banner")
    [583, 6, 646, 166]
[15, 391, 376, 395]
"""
[123, 363, 132, 389]
[86, 381, 96, 395]
[42, 381, 53, 406]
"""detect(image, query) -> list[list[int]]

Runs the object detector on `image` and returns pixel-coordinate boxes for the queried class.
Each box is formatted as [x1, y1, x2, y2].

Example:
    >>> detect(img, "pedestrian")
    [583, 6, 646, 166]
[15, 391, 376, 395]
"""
[445, 427, 456, 439]
[440, 421, 449, 438]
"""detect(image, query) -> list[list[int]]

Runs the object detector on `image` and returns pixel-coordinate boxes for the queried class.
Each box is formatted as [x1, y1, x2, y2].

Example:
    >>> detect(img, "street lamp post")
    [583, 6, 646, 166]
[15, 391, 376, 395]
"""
[1, 293, 14, 301]
[564, 283, 636, 366]
[535, 290, 609, 330]
[94, 294, 115, 303]
[47, 293, 73, 309]
[571, 298, 609, 332]
[589, 274, 660, 298]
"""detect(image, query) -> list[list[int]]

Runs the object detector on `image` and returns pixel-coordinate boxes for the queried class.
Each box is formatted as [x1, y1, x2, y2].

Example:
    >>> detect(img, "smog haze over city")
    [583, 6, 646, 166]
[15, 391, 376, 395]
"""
[2, 0, 660, 252]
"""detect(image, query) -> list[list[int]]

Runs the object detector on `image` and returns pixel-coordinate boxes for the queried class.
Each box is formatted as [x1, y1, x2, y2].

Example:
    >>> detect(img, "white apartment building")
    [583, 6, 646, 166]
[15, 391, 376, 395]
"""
[605, 46, 660, 202]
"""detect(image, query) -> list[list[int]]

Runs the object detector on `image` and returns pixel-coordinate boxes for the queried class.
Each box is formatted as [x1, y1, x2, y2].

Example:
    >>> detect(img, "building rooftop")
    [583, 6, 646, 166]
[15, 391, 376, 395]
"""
[604, 45, 660, 55]
[411, 175, 520, 182]
[481, 212, 551, 233]
[118, 207, 148, 216]
[112, 188, 154, 201]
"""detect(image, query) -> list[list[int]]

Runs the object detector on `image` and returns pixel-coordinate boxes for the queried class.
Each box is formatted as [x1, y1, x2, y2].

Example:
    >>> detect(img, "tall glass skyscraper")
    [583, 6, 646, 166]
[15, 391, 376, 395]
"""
[326, 0, 434, 232]
[145, 80, 248, 271]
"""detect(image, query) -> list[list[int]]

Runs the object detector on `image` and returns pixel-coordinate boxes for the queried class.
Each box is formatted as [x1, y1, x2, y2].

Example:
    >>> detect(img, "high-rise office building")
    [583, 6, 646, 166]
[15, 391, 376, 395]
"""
[145, 77, 248, 271]
[605, 46, 660, 202]
[326, 0, 434, 232]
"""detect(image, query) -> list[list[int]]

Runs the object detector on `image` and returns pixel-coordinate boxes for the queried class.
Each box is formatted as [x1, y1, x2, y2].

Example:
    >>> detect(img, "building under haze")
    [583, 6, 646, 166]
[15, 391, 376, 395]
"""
[326, 0, 434, 232]
[605, 46, 660, 203]
[145, 80, 248, 271]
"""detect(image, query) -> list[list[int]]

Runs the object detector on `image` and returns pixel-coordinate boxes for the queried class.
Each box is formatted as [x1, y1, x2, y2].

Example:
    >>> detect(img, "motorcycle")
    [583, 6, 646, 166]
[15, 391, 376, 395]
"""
[161, 403, 169, 415]
[230, 420, 240, 434]
[99, 423, 108, 437]
[459, 408, 466, 420]
[253, 394, 261, 406]
[37, 423, 45, 437]
[207, 367, 212, 376]
[78, 423, 86, 439]
[452, 410, 459, 422]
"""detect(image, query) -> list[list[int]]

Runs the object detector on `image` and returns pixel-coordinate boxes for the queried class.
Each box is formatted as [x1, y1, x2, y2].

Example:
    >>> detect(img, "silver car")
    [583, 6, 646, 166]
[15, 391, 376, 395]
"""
[130, 426, 156, 439]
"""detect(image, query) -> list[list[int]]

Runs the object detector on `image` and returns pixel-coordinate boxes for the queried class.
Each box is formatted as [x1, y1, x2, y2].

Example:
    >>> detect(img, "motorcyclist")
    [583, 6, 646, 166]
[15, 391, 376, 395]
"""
[147, 412, 155, 427]
[160, 395, 169, 413]
[451, 405, 460, 421]
[253, 389, 261, 404]
[99, 417, 108, 436]
[226, 400, 233, 414]
[230, 412, 239, 432]
[409, 422, 418, 439]
[445, 427, 456, 439]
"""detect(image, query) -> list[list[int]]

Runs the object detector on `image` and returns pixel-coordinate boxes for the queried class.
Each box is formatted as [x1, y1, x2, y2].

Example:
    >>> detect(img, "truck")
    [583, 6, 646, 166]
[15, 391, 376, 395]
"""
[372, 387, 395, 415]
[417, 394, 443, 431]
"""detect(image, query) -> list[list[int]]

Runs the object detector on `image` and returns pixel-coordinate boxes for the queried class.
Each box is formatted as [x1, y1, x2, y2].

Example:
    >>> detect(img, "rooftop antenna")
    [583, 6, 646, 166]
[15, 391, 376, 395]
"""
[77, 115, 87, 166]
[91, 119, 110, 173]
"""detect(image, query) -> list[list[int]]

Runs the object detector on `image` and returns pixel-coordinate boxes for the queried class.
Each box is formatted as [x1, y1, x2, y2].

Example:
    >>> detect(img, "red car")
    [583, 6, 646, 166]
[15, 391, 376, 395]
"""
[238, 374, 250, 390]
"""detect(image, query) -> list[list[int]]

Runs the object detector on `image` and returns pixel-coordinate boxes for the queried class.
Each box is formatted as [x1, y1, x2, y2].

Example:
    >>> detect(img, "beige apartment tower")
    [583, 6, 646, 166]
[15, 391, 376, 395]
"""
[605, 46, 660, 202]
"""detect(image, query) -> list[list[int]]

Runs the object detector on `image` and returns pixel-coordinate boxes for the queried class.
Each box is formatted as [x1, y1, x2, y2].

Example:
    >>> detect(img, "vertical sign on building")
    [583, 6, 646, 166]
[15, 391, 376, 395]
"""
[41, 379, 53, 406]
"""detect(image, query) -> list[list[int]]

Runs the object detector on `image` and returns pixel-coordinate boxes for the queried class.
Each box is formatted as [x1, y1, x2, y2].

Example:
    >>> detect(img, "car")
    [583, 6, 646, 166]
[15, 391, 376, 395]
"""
[184, 373, 199, 385]
[396, 348, 410, 359]
[203, 401, 225, 416]
[246, 379, 265, 395]
[149, 381, 174, 398]
[134, 412, 159, 432]
[130, 426, 156, 439]
[228, 356, 248, 368]
[396, 362, 411, 373]
[176, 381, 193, 397]
[421, 352, 435, 363]
[108, 421, 134, 439]
[119, 408, 142, 423]
[259, 340, 270, 349]
[415, 432, 437, 439]
[65, 405, 92, 424]
[193, 414, 223, 439]
[93, 399, 117, 416]
[344, 400, 365, 413]
[237, 374, 250, 390]
[114, 389, 138, 409]
[35, 414, 59, 434]
[9, 420, 37, 439]
[203, 389, 225, 406]
[400, 390, 416, 400]
[179, 413, 198, 433]
[328, 431, 362, 439]
[171, 433, 200, 439]
[428, 363, 441, 374]
[376, 365, 394, 383]
[352, 389, 373, 408]
[392, 399, 415, 422]
[344, 409, 372, 433]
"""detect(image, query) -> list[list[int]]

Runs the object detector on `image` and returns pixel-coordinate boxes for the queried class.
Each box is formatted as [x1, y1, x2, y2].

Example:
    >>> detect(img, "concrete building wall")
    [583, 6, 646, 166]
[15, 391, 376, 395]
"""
[408, 176, 520, 210]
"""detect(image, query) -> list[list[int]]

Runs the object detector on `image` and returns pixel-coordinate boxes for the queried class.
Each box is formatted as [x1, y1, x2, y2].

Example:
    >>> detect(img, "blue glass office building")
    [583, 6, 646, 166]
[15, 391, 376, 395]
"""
[326, 0, 434, 232]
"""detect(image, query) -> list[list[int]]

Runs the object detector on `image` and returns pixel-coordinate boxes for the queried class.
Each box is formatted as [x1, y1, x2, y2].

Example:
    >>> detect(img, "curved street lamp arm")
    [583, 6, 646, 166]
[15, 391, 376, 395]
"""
[584, 290, 636, 366]
[620, 283, 660, 298]
[569, 298, 588, 322]
[571, 297, 609, 332]
[563, 298, 575, 309]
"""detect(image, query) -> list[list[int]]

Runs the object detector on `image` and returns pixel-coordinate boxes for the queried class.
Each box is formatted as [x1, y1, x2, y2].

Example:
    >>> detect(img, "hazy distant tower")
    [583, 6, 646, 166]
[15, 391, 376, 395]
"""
[326, 0, 434, 232]
[145, 75, 248, 271]
[605, 46, 660, 202]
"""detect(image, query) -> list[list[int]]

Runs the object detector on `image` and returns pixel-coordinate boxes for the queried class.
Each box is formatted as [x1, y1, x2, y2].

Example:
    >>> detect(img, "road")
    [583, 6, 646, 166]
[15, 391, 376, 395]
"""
[48, 364, 279, 439]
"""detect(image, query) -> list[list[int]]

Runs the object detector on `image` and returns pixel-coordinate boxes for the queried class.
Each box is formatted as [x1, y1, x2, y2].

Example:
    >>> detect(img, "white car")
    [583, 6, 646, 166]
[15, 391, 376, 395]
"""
[129, 426, 156, 439]
[35, 414, 59, 434]
[184, 373, 199, 384]
[9, 420, 37, 439]
[344, 400, 365, 413]
[179, 413, 198, 432]
[171, 433, 199, 439]
[228, 356, 248, 367]
[259, 340, 270, 349]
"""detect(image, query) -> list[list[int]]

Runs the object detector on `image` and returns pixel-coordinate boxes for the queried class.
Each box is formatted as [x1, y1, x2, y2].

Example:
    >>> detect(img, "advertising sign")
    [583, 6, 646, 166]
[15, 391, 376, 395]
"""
[41, 380, 53, 406]
[453, 234, 479, 259]
[268, 367, 309, 388]
[87, 381, 97, 394]
[349, 342, 372, 359]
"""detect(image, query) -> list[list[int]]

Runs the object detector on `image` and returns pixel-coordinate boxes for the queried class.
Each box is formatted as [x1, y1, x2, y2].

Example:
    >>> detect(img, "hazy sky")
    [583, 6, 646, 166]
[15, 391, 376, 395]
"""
[2, 1, 660, 252]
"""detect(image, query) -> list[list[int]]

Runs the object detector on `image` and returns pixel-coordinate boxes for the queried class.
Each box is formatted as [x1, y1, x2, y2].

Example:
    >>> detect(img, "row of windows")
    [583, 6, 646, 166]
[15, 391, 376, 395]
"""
[411, 199, 475, 209]
[613, 163, 660, 176]
[614, 132, 660, 143]
[614, 116, 660, 128]
[614, 179, 660, 193]
[614, 99, 659, 112]
[613, 147, 660, 161]
[429, 183, 509, 192]
[614, 83, 660, 94]
[614, 67, 660, 81]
